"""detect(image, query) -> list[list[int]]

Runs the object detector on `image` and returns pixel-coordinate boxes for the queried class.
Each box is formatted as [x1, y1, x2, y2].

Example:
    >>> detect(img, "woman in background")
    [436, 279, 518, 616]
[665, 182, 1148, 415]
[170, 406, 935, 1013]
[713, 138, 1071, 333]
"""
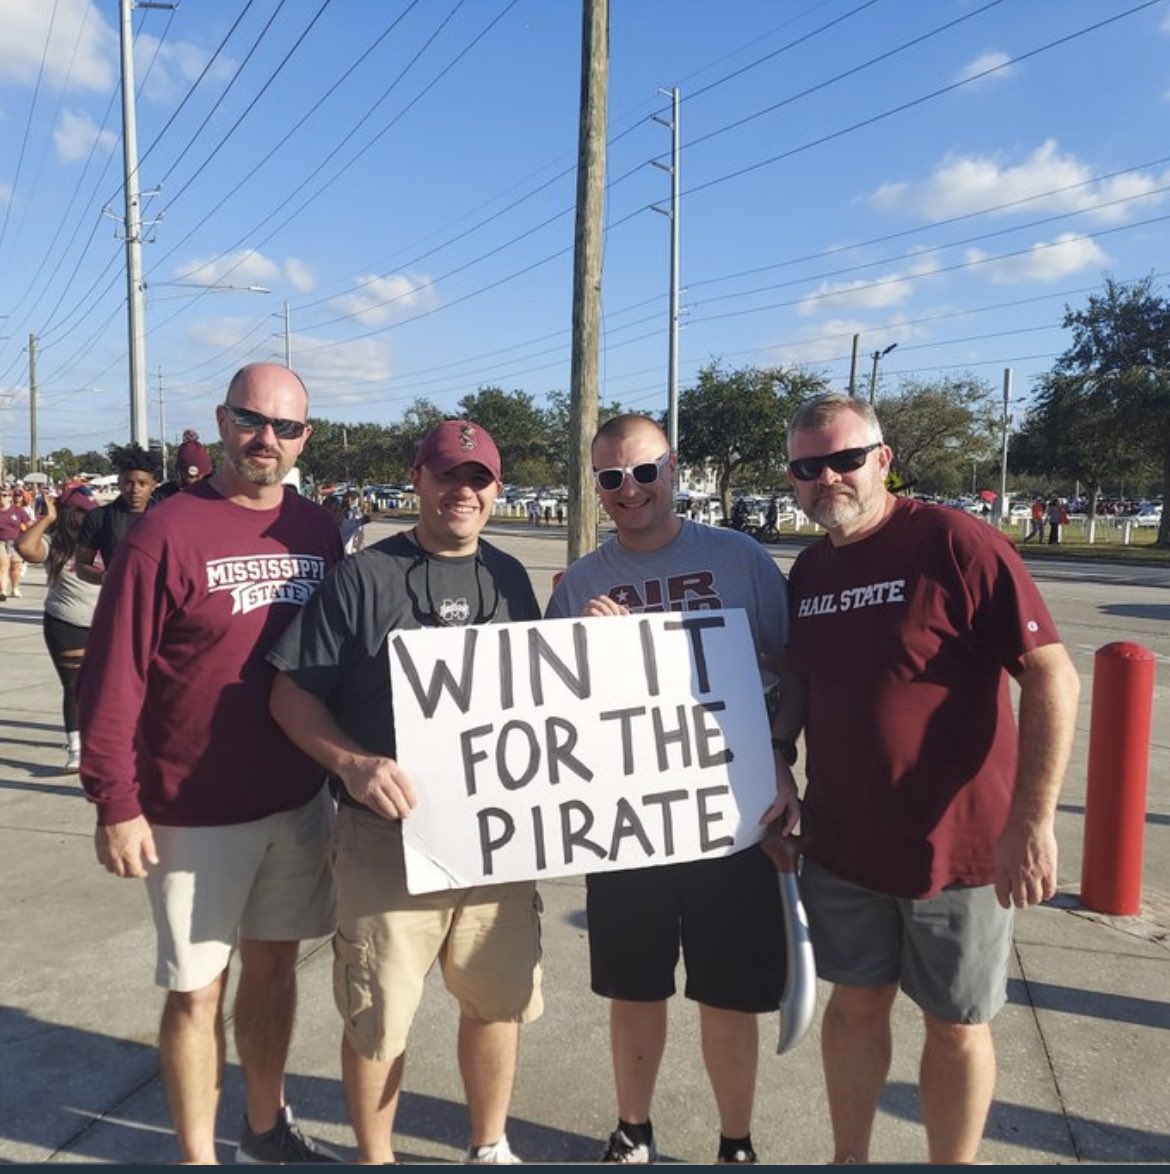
[16, 484, 101, 772]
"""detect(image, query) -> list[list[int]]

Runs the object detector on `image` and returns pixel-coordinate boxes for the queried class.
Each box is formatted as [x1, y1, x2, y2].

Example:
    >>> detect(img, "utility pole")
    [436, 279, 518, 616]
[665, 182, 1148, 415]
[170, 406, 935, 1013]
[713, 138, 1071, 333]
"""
[157, 365, 168, 482]
[651, 86, 680, 475]
[998, 366, 1012, 525]
[848, 333, 859, 396]
[119, 0, 148, 449]
[567, 0, 608, 563]
[28, 333, 38, 473]
[868, 342, 897, 405]
[284, 300, 292, 368]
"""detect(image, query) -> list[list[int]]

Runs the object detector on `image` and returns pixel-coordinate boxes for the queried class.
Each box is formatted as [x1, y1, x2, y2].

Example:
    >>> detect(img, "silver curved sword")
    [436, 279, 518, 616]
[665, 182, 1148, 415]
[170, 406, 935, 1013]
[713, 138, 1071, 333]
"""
[760, 831, 817, 1054]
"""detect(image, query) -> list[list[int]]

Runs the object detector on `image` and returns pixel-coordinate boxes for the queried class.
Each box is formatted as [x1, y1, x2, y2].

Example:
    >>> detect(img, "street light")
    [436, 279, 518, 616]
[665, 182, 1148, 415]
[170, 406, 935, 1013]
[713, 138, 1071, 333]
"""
[868, 342, 898, 405]
[145, 282, 272, 302]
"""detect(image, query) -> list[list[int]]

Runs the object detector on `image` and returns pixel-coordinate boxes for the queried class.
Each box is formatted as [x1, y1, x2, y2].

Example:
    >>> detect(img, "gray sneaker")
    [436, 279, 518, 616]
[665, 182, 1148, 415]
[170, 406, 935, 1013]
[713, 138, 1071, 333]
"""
[235, 1105, 341, 1164]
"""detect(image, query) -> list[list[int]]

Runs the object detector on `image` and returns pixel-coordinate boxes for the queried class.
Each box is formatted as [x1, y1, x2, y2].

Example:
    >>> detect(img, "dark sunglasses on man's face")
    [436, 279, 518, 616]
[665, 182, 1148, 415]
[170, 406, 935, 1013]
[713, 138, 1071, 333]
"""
[223, 403, 308, 440]
[593, 451, 671, 492]
[788, 441, 883, 482]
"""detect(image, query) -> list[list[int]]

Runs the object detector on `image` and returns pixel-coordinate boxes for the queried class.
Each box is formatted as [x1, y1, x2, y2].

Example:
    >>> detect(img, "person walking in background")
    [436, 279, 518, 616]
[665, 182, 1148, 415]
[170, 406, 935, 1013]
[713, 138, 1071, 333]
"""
[75, 446, 159, 584]
[155, 430, 214, 501]
[545, 413, 798, 1166]
[76, 363, 343, 1165]
[775, 393, 1080, 1164]
[268, 420, 544, 1166]
[0, 484, 25, 602]
[15, 483, 102, 771]
[1023, 497, 1046, 544]
[1046, 497, 1069, 545]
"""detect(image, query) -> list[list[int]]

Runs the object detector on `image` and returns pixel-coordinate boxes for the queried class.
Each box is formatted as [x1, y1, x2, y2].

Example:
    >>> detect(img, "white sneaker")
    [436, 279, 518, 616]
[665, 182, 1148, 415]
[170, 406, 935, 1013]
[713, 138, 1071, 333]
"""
[10, 587, 21, 598]
[466, 1134, 521, 1164]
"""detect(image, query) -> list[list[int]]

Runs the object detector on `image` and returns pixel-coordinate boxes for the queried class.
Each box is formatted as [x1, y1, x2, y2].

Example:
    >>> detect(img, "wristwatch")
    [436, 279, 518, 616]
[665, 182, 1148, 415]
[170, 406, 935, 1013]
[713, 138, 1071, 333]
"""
[771, 737, 798, 766]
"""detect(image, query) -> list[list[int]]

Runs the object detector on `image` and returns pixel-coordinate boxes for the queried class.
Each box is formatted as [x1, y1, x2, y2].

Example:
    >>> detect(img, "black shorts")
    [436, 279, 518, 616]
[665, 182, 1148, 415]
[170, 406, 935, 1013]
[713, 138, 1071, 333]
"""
[585, 846, 785, 1012]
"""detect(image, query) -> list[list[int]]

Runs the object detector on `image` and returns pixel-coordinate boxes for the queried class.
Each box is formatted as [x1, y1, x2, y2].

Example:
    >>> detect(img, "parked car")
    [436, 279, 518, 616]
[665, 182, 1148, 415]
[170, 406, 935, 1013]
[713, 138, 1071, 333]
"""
[1130, 505, 1163, 528]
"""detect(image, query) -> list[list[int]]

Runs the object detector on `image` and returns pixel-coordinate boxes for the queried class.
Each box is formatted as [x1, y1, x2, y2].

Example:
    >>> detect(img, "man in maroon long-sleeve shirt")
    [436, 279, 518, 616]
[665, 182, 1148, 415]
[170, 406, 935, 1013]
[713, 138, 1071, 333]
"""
[77, 363, 343, 1164]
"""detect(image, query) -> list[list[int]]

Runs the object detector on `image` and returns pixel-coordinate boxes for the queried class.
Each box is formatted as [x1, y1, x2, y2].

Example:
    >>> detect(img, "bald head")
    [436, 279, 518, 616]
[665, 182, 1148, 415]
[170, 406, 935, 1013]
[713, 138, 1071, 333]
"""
[592, 413, 668, 459]
[227, 362, 310, 412]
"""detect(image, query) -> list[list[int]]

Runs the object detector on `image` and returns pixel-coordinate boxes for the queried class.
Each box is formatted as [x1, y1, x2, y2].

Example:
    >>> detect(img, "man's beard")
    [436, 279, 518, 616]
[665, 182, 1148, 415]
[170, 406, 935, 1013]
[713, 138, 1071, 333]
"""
[231, 443, 293, 487]
[805, 485, 867, 530]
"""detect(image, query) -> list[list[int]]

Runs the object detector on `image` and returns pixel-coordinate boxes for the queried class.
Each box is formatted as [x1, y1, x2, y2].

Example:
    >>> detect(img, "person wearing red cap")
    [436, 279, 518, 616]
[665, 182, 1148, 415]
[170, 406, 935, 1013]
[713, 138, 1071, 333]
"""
[16, 483, 102, 770]
[156, 431, 215, 502]
[268, 418, 543, 1165]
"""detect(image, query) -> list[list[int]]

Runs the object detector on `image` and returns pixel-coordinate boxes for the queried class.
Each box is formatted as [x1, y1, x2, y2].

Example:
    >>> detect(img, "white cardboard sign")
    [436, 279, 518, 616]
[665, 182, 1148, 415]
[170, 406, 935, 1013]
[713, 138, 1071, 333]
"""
[389, 608, 775, 894]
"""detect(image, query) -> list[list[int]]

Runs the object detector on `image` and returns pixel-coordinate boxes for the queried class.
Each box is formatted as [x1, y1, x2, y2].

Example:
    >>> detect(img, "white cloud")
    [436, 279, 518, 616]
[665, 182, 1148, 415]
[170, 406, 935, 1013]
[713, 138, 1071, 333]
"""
[329, 273, 437, 326]
[284, 258, 315, 293]
[172, 248, 281, 288]
[0, 180, 12, 206]
[185, 316, 272, 357]
[966, 233, 1108, 284]
[868, 140, 1169, 226]
[797, 254, 941, 317]
[136, 35, 236, 104]
[294, 337, 394, 399]
[954, 50, 1014, 85]
[0, 0, 115, 90]
[1161, 6, 1170, 33]
[53, 107, 116, 161]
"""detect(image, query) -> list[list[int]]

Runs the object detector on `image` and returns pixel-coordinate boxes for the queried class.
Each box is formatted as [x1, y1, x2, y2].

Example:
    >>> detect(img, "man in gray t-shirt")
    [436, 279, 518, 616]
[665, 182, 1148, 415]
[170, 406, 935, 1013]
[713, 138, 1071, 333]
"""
[545, 414, 798, 1166]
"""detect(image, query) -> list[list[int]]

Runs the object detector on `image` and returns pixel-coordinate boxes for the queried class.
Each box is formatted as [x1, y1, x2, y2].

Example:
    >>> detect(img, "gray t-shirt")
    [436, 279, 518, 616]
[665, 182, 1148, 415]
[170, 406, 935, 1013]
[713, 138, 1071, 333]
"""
[545, 519, 787, 660]
[37, 534, 101, 628]
[268, 530, 541, 775]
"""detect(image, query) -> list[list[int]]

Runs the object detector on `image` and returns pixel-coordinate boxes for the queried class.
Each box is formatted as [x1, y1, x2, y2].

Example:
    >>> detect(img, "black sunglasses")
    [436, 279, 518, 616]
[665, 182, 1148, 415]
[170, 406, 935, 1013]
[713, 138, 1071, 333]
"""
[223, 403, 308, 440]
[593, 451, 671, 492]
[788, 442, 883, 482]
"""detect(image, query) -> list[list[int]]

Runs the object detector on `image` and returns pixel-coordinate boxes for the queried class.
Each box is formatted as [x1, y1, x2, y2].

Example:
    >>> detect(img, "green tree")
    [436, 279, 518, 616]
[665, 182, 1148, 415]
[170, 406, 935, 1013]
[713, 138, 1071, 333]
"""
[678, 362, 827, 518]
[876, 375, 997, 496]
[1020, 275, 1170, 542]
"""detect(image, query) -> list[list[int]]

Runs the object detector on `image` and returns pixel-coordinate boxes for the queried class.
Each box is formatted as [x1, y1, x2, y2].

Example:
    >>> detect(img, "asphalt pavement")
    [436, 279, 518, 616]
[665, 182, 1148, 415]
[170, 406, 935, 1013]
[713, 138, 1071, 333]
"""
[1, 518, 1167, 1165]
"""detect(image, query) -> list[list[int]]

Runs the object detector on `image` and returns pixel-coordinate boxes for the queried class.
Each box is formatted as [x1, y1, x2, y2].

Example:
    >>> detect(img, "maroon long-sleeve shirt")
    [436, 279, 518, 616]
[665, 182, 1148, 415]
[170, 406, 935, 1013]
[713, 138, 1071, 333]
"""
[77, 482, 342, 827]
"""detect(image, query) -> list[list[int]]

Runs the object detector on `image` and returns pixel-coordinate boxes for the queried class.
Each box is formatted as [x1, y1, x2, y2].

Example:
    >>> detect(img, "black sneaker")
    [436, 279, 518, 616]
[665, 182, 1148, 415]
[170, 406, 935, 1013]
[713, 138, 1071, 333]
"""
[235, 1105, 341, 1164]
[717, 1144, 758, 1163]
[600, 1128, 657, 1164]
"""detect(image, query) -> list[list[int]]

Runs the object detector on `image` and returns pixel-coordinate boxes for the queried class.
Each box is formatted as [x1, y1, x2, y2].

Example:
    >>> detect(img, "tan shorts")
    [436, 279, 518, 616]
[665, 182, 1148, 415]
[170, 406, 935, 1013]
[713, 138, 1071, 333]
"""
[144, 789, 336, 992]
[332, 804, 544, 1062]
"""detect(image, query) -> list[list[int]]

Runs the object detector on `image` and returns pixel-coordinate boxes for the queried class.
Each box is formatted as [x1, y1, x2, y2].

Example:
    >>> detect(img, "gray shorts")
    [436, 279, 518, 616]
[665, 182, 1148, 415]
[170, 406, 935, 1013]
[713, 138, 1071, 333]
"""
[799, 858, 1012, 1025]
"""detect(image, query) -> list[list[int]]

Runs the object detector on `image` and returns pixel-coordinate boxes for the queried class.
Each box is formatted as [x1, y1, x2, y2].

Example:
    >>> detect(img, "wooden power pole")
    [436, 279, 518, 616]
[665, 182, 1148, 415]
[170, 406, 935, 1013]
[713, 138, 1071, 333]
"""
[567, 0, 609, 564]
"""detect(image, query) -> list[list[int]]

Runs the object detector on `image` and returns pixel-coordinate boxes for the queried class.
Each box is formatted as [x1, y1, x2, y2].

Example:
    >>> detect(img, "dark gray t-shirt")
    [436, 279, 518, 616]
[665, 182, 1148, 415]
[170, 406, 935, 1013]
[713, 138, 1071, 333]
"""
[267, 531, 540, 774]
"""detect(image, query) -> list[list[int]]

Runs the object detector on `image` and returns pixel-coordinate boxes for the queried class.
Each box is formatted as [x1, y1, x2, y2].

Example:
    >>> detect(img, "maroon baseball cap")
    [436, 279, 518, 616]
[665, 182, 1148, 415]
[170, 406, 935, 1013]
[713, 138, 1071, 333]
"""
[176, 436, 213, 478]
[58, 484, 98, 512]
[412, 420, 501, 481]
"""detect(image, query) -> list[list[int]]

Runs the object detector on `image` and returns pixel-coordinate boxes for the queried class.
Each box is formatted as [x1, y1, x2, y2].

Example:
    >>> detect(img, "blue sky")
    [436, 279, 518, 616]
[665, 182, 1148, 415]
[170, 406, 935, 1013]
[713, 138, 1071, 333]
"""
[1, 0, 1168, 460]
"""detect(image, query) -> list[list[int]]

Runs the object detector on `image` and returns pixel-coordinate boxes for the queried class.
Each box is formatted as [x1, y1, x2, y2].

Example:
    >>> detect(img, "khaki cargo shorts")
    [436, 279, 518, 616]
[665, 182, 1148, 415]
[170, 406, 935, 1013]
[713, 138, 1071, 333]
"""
[331, 803, 544, 1061]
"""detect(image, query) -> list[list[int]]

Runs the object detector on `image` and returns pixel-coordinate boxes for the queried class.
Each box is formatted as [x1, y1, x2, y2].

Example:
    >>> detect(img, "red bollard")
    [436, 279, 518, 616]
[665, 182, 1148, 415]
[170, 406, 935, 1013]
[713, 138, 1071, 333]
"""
[1080, 641, 1156, 915]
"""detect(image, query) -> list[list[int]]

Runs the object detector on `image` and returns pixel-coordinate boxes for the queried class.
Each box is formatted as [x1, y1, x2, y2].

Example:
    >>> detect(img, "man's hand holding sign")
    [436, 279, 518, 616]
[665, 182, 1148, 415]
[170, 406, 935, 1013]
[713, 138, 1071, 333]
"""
[391, 608, 788, 894]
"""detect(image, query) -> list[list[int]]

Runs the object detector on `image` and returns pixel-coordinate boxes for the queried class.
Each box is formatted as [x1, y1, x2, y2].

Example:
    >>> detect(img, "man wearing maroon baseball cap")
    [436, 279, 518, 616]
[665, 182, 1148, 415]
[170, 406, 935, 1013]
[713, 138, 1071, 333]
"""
[411, 418, 502, 482]
[268, 414, 543, 1164]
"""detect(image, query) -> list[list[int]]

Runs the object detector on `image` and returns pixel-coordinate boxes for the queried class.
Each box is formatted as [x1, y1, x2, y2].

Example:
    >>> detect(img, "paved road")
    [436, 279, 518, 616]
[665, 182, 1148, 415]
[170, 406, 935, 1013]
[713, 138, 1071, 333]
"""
[1, 517, 1167, 1164]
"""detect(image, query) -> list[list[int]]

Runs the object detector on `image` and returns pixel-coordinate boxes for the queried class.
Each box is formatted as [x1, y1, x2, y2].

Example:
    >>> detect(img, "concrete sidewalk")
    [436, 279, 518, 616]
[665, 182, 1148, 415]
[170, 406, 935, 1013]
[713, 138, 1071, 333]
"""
[1, 524, 1168, 1165]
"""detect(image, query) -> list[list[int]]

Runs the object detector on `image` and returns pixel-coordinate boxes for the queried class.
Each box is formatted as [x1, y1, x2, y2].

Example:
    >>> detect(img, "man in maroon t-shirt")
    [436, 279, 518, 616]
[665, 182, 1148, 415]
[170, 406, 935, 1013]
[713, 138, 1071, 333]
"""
[772, 394, 1080, 1166]
[77, 363, 343, 1165]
